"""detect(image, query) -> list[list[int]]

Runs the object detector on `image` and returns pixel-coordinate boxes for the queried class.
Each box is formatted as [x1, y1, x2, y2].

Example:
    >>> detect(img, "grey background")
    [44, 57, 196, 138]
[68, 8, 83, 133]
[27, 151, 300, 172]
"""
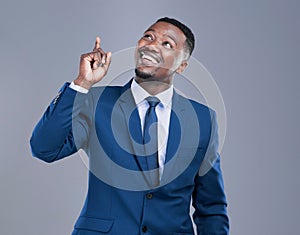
[1, 0, 299, 234]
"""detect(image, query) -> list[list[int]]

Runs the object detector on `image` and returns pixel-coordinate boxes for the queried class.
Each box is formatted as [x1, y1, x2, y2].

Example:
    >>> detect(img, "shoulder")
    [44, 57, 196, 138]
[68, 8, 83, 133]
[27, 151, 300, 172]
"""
[89, 85, 123, 94]
[175, 92, 215, 119]
[87, 85, 124, 101]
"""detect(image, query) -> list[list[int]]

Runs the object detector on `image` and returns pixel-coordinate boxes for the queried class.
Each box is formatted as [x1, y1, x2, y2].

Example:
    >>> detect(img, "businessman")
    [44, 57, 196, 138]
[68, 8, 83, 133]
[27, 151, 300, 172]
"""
[30, 17, 229, 235]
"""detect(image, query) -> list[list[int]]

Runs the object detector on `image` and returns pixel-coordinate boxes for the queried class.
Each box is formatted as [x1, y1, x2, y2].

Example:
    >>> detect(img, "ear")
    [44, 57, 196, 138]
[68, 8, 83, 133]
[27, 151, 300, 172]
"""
[176, 60, 188, 74]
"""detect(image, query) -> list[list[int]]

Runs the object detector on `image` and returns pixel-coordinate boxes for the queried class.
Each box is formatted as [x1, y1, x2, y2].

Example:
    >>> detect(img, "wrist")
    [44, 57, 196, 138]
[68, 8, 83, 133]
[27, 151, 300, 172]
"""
[74, 77, 92, 90]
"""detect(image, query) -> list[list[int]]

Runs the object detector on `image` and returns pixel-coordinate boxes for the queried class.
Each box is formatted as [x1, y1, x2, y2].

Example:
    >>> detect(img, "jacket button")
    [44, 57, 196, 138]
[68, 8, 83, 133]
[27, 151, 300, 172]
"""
[146, 193, 153, 199]
[142, 225, 148, 233]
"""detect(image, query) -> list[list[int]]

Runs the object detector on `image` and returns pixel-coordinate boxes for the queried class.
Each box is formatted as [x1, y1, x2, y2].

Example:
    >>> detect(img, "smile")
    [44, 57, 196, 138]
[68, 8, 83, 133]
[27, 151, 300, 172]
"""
[139, 50, 161, 65]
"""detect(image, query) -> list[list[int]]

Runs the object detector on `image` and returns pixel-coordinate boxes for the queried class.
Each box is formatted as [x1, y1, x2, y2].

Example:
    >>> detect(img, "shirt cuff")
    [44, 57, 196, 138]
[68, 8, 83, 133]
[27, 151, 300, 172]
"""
[69, 81, 89, 94]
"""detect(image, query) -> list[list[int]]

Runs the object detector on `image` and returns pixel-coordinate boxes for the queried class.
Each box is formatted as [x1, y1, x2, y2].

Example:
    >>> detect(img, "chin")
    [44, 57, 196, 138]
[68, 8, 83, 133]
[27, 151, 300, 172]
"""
[135, 68, 153, 79]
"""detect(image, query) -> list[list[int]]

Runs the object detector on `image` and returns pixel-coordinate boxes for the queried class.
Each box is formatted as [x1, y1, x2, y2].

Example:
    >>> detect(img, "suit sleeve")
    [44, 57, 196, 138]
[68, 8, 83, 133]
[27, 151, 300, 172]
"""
[192, 111, 229, 235]
[30, 83, 92, 163]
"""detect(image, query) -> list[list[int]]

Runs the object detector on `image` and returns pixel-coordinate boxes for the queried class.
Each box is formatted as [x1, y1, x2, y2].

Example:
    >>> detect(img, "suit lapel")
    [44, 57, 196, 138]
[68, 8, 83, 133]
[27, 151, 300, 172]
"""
[161, 92, 196, 183]
[118, 81, 148, 172]
[164, 92, 186, 164]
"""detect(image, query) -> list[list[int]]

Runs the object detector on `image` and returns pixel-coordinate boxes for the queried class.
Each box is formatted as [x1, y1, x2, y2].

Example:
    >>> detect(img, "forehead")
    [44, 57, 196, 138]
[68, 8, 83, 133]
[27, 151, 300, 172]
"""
[145, 21, 187, 45]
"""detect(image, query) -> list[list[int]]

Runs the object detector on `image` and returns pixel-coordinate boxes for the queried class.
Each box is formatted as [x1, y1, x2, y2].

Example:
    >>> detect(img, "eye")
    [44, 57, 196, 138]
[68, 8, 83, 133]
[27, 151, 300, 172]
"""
[163, 41, 173, 49]
[143, 34, 153, 41]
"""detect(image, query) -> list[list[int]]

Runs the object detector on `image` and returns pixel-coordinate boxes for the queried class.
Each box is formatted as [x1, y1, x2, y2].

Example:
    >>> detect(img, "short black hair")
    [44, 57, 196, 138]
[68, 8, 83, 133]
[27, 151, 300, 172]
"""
[156, 17, 195, 56]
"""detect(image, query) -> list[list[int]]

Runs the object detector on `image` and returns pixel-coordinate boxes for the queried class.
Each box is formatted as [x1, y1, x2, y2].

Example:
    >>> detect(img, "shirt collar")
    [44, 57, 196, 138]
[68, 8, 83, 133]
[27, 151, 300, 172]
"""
[131, 78, 173, 107]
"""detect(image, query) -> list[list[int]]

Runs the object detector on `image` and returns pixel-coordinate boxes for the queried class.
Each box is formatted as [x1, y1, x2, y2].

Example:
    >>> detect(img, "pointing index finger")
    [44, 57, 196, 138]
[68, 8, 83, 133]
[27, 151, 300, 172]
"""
[93, 36, 101, 51]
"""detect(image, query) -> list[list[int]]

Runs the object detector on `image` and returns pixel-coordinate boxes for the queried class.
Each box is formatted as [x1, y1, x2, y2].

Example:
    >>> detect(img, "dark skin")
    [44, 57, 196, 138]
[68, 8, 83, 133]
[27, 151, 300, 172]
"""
[74, 21, 189, 95]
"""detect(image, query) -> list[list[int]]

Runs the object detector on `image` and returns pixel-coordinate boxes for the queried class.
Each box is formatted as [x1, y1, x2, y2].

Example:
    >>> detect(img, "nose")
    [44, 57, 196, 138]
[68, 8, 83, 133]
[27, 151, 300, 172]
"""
[144, 39, 160, 52]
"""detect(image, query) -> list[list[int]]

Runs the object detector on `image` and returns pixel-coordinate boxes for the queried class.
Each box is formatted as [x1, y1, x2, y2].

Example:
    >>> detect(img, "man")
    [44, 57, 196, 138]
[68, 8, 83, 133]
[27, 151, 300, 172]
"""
[30, 17, 229, 235]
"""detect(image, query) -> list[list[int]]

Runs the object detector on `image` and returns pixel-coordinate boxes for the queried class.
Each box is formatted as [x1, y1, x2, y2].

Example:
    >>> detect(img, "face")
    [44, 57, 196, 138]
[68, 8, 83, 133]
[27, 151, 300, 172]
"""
[135, 21, 189, 84]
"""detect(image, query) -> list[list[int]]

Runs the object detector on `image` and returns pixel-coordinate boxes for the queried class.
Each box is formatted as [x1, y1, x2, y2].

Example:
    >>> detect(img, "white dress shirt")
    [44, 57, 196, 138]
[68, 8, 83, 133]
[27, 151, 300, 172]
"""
[130, 79, 173, 179]
[70, 79, 173, 179]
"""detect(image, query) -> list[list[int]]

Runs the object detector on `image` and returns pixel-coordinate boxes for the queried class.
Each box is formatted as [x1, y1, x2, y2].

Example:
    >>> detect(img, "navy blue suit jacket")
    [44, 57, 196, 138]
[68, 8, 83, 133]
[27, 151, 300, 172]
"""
[30, 80, 229, 235]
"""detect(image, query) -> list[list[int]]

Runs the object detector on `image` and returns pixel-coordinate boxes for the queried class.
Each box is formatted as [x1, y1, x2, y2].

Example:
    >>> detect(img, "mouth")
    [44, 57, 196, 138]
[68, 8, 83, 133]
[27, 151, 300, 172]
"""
[139, 50, 161, 65]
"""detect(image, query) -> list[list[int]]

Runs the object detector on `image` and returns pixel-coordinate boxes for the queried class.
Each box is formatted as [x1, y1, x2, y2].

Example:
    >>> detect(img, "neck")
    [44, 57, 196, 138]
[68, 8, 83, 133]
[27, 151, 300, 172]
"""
[134, 76, 172, 95]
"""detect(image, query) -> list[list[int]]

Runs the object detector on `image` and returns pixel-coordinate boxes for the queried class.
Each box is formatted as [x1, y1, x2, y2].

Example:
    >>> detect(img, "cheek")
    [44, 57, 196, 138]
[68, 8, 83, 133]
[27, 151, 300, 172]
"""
[163, 53, 180, 67]
[135, 41, 143, 59]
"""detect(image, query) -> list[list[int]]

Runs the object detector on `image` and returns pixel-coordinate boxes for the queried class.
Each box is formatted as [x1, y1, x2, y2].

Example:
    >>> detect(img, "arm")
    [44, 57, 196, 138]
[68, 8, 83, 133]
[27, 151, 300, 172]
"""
[30, 83, 84, 162]
[30, 37, 111, 163]
[192, 111, 229, 234]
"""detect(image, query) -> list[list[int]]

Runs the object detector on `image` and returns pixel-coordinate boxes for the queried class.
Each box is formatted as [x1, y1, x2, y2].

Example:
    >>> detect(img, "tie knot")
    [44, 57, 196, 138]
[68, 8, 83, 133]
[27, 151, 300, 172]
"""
[146, 96, 160, 108]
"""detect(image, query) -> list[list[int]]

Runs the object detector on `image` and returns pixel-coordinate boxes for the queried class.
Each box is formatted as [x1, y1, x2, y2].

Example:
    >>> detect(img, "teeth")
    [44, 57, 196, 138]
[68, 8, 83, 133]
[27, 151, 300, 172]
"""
[141, 54, 158, 64]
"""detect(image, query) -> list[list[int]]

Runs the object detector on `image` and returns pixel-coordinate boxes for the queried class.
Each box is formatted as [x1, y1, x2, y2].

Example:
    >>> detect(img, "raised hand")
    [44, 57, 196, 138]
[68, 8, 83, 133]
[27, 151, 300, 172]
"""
[74, 37, 111, 90]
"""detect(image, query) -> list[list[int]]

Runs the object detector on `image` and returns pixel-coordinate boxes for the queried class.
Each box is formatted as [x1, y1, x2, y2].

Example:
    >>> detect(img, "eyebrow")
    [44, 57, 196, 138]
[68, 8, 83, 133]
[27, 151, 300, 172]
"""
[144, 28, 178, 46]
